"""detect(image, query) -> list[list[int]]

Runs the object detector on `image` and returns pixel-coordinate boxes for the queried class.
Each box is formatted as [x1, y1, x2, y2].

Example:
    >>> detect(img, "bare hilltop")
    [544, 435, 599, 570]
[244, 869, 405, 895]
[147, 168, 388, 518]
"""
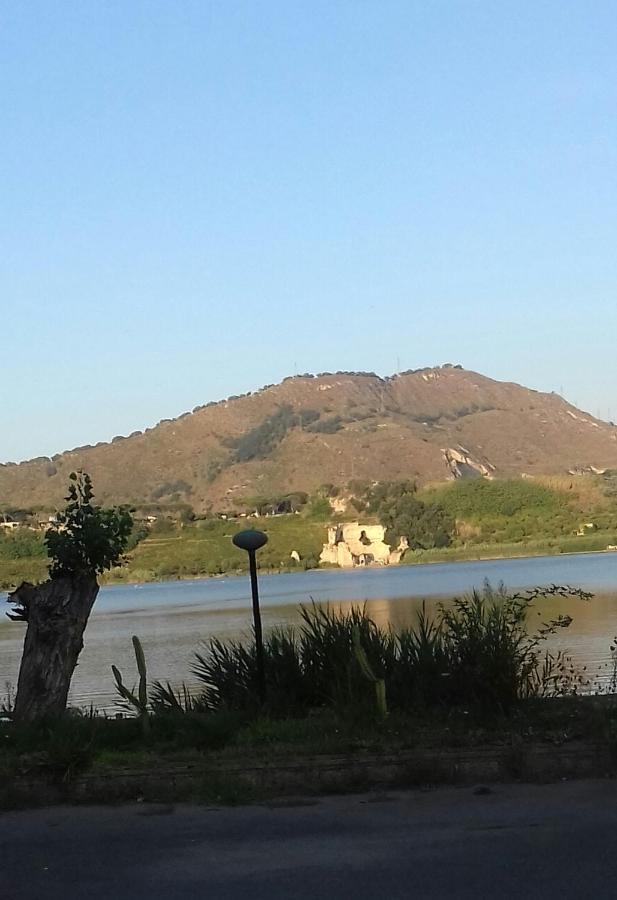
[2, 366, 616, 514]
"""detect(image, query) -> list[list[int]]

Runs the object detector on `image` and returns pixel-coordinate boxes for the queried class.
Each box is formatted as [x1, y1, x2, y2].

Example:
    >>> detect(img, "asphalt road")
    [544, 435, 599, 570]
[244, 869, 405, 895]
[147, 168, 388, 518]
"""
[3, 780, 617, 899]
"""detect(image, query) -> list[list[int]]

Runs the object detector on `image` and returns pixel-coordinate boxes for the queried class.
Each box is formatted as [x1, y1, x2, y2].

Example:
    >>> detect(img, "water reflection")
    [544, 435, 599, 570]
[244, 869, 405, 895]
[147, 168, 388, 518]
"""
[2, 555, 617, 709]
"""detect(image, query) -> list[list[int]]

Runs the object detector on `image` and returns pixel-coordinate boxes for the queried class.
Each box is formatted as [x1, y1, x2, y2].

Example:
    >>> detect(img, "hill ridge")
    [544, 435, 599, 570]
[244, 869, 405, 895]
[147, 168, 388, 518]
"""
[1, 365, 615, 513]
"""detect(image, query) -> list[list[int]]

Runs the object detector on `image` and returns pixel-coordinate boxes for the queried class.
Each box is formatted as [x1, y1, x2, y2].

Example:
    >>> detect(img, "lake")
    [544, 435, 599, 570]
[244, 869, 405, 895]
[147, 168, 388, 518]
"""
[3, 551, 617, 710]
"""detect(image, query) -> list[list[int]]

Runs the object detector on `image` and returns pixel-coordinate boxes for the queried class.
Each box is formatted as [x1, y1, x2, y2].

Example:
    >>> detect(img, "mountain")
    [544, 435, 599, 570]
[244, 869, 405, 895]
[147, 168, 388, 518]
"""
[2, 366, 617, 514]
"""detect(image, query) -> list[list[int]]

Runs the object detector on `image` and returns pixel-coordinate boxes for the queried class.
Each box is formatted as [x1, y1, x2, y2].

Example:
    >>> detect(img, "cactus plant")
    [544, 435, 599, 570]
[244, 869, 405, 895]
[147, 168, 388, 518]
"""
[112, 635, 150, 731]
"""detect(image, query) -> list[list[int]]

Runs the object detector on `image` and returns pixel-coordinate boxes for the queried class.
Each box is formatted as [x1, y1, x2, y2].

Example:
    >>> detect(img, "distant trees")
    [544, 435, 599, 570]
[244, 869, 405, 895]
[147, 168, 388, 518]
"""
[248, 492, 309, 516]
[151, 480, 192, 501]
[354, 480, 454, 550]
[224, 405, 346, 464]
[435, 479, 563, 520]
[306, 415, 343, 434]
[7, 472, 132, 722]
[226, 405, 298, 462]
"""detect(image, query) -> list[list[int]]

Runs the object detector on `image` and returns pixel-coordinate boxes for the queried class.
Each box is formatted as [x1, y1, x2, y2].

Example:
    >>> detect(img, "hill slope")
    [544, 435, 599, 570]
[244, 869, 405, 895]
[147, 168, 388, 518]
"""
[2, 366, 617, 513]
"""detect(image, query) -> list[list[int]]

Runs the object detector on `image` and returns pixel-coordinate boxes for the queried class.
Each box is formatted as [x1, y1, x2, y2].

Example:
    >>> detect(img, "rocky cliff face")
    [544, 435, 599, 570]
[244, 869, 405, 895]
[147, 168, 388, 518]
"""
[2, 366, 616, 513]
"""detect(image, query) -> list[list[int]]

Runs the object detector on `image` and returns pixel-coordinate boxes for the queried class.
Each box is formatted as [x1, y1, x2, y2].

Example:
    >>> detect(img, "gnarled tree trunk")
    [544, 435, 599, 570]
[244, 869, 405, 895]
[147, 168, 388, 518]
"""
[8, 574, 99, 722]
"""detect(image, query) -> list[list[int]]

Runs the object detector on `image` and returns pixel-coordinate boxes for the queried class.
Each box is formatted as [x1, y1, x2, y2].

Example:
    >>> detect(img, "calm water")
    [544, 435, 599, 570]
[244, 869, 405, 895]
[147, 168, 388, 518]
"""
[3, 552, 617, 710]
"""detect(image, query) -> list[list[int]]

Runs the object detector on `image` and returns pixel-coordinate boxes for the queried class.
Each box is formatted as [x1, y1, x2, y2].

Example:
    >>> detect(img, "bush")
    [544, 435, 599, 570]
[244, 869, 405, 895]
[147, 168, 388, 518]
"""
[193, 628, 311, 716]
[304, 496, 331, 519]
[434, 479, 567, 521]
[190, 584, 587, 719]
[358, 481, 454, 550]
[0, 530, 46, 560]
[306, 416, 343, 434]
[227, 405, 297, 462]
[150, 518, 176, 535]
[439, 584, 584, 713]
[125, 527, 149, 551]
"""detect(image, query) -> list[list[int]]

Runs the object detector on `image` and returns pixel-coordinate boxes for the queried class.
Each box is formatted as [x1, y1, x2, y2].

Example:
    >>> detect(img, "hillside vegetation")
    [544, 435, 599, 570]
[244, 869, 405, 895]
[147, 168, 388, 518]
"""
[2, 366, 617, 516]
[3, 475, 617, 589]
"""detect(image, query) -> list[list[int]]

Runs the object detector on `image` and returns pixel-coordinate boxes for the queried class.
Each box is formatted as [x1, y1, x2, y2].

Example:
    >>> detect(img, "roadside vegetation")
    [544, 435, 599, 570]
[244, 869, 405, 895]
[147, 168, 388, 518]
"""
[3, 472, 617, 806]
[2, 580, 602, 794]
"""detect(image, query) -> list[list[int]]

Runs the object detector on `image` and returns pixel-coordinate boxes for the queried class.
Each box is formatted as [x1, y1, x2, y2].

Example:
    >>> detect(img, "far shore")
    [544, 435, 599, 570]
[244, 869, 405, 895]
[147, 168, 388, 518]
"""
[96, 543, 617, 589]
[3, 538, 615, 595]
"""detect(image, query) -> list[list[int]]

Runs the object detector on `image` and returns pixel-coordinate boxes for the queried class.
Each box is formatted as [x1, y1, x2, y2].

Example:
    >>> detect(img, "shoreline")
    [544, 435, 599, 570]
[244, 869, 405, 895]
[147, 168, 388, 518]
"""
[4, 542, 616, 595]
[99, 544, 617, 589]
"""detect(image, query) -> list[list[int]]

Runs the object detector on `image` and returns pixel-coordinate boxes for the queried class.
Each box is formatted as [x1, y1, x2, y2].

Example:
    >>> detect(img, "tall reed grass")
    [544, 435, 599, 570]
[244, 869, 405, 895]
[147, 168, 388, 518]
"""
[190, 582, 589, 718]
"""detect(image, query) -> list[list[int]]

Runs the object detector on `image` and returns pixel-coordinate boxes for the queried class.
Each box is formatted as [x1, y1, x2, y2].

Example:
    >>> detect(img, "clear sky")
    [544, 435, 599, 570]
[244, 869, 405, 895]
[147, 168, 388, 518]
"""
[2, 1, 616, 462]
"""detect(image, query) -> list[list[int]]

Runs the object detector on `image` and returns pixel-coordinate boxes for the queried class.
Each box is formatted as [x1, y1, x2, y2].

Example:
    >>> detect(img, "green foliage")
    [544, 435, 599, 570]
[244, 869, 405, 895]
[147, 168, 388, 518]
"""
[193, 628, 311, 716]
[225, 405, 345, 463]
[0, 530, 46, 560]
[0, 558, 49, 590]
[149, 517, 176, 535]
[318, 483, 340, 498]
[246, 492, 308, 515]
[297, 604, 394, 716]
[602, 470, 617, 498]
[151, 480, 192, 500]
[0, 707, 248, 780]
[125, 525, 149, 551]
[306, 415, 343, 434]
[304, 496, 332, 519]
[424, 479, 581, 546]
[111, 636, 150, 732]
[227, 405, 298, 462]
[123, 514, 326, 580]
[190, 585, 586, 719]
[46, 472, 133, 578]
[360, 480, 454, 549]
[434, 479, 565, 519]
[392, 605, 452, 709]
[439, 584, 586, 712]
[150, 681, 208, 714]
[299, 409, 320, 426]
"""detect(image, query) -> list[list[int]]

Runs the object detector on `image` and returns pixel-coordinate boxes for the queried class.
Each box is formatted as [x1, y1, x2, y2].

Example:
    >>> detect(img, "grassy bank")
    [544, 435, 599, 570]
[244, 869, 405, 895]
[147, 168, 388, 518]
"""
[121, 514, 326, 581]
[1, 584, 610, 807]
[3, 524, 617, 590]
[402, 530, 617, 566]
[3, 696, 617, 808]
[0, 513, 329, 589]
[3, 474, 617, 590]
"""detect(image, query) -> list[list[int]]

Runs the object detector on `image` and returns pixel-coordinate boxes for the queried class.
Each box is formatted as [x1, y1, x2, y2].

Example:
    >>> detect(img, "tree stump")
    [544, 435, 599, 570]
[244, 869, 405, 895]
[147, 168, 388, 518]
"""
[7, 575, 99, 722]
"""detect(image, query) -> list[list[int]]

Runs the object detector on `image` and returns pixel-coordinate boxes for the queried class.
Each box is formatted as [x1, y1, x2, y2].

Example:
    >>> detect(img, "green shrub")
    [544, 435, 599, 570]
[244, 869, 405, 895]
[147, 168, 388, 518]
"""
[439, 583, 585, 713]
[358, 481, 454, 549]
[306, 416, 343, 434]
[45, 472, 133, 577]
[190, 585, 587, 719]
[0, 530, 46, 560]
[227, 405, 297, 462]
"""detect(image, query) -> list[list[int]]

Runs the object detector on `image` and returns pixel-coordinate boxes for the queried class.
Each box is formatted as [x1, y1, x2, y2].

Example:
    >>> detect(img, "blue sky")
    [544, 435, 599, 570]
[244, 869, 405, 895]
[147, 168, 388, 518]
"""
[2, 1, 616, 462]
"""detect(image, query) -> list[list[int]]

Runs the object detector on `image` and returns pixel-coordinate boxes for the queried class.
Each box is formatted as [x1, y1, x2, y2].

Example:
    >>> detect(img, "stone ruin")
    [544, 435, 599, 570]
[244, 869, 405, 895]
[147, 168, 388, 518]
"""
[319, 522, 409, 568]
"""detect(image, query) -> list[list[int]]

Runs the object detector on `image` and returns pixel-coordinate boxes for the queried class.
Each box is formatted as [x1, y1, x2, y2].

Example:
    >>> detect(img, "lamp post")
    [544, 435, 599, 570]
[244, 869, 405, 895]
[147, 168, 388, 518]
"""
[232, 528, 268, 704]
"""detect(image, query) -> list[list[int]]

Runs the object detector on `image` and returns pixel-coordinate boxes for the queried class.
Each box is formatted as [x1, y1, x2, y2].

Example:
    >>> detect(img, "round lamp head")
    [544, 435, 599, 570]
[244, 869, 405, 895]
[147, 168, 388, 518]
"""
[232, 529, 268, 553]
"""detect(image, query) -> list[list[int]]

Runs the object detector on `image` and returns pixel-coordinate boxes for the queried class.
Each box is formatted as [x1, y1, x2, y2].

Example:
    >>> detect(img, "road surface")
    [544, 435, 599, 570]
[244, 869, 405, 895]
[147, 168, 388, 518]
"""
[3, 780, 617, 898]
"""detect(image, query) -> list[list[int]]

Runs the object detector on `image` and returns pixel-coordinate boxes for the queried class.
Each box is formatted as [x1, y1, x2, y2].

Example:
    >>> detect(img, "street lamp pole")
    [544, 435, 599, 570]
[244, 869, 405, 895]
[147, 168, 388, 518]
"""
[232, 529, 268, 704]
